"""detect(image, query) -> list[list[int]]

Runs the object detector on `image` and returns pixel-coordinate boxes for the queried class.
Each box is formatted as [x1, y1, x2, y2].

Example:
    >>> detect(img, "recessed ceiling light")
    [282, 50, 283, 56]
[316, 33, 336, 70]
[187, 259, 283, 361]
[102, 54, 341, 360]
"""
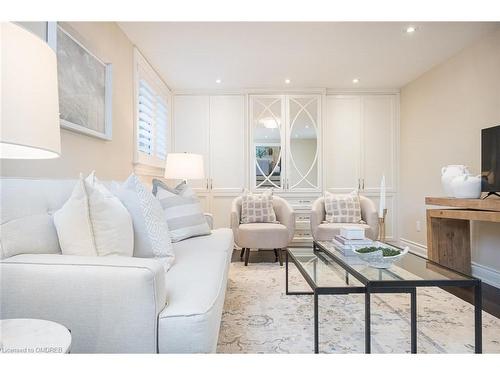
[352, 78, 360, 84]
[215, 79, 222, 84]
[405, 26, 417, 34]
[285, 79, 291, 84]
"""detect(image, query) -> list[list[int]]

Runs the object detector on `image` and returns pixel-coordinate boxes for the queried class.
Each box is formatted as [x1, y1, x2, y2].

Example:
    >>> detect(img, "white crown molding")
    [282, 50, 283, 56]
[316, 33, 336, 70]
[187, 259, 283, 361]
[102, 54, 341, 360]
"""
[326, 88, 401, 95]
[172, 87, 401, 96]
[172, 87, 328, 95]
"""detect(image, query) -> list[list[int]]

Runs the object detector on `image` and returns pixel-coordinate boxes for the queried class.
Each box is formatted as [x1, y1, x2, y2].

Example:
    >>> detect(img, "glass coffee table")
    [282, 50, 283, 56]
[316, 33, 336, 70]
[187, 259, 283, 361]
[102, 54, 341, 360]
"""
[285, 240, 482, 354]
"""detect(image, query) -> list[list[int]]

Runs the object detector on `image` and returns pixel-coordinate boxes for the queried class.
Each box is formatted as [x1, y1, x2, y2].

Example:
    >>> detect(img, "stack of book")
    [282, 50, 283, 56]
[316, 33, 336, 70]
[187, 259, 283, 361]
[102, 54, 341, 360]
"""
[332, 235, 373, 256]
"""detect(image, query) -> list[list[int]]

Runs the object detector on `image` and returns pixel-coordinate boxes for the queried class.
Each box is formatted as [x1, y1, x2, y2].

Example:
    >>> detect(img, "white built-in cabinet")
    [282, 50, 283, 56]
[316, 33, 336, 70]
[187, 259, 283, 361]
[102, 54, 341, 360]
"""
[249, 94, 321, 193]
[325, 94, 398, 239]
[172, 91, 399, 241]
[173, 95, 246, 228]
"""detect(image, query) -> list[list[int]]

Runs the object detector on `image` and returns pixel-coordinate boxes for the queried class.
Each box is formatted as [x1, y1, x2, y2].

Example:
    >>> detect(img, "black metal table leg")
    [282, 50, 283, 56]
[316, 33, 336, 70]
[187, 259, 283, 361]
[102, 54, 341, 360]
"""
[474, 282, 483, 354]
[410, 288, 417, 353]
[285, 250, 289, 295]
[345, 270, 349, 285]
[365, 292, 371, 353]
[314, 291, 319, 353]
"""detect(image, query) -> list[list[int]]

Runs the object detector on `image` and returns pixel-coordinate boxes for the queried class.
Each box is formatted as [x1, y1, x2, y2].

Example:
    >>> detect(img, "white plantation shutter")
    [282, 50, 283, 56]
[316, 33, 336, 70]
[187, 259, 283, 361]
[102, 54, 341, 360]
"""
[138, 79, 154, 155]
[156, 98, 168, 160]
[134, 49, 171, 168]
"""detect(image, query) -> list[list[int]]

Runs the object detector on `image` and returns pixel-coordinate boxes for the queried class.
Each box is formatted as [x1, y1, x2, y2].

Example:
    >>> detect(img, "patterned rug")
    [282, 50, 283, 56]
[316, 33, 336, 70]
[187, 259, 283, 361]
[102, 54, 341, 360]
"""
[217, 261, 500, 353]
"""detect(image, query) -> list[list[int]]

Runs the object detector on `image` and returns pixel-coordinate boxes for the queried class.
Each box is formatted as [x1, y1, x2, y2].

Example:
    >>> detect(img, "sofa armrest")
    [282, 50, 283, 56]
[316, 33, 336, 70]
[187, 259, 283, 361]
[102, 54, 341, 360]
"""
[204, 213, 214, 230]
[0, 254, 167, 353]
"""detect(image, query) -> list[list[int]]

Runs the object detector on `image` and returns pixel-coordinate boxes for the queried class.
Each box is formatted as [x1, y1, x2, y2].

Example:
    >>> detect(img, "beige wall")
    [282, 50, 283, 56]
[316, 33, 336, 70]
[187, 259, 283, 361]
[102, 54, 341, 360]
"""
[400, 27, 500, 281]
[1, 22, 135, 180]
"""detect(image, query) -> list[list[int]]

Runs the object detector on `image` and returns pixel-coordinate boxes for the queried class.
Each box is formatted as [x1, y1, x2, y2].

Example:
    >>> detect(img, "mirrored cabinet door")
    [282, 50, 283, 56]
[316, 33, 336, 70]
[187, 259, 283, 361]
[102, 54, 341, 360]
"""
[287, 95, 320, 191]
[250, 95, 285, 190]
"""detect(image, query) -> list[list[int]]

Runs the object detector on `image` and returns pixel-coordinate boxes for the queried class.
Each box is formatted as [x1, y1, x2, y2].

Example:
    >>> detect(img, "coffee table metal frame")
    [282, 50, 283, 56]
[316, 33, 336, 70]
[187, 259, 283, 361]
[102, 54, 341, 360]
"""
[285, 241, 482, 354]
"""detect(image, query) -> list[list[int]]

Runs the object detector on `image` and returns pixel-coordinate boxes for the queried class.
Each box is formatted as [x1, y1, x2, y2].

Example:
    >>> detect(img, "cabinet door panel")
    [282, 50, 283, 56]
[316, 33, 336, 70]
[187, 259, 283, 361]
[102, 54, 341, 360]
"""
[288, 95, 320, 191]
[362, 95, 396, 192]
[325, 96, 361, 192]
[250, 95, 285, 190]
[210, 195, 236, 229]
[173, 96, 209, 190]
[210, 96, 245, 192]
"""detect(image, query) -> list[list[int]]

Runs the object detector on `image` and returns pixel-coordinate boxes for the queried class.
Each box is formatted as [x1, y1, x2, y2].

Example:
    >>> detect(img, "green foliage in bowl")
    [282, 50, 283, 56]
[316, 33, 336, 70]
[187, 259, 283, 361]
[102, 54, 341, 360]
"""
[356, 246, 401, 257]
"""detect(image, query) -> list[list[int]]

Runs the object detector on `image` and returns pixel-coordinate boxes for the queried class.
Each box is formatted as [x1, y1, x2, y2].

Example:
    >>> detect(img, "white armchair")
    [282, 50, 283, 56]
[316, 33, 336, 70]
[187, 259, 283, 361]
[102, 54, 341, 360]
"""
[231, 196, 295, 266]
[310, 195, 379, 241]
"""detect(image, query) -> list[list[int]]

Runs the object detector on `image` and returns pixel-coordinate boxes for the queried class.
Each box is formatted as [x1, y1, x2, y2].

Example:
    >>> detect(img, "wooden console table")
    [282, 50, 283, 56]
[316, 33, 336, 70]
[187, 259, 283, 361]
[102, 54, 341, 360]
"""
[425, 197, 500, 274]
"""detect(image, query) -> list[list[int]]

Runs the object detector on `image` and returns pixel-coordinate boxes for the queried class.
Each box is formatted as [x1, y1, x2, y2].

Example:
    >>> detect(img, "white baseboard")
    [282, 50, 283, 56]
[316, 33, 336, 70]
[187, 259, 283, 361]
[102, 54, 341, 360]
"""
[399, 238, 500, 289]
[471, 262, 500, 289]
[399, 237, 427, 258]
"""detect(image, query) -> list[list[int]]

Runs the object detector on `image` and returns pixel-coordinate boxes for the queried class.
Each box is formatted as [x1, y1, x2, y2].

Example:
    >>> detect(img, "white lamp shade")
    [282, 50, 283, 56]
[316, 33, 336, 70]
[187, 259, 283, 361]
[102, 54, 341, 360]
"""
[164, 153, 205, 180]
[1, 22, 61, 159]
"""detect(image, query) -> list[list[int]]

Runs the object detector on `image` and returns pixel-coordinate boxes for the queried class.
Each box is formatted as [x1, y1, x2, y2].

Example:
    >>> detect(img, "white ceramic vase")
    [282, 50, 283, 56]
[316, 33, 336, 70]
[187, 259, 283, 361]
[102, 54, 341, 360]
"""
[450, 174, 482, 199]
[441, 165, 470, 197]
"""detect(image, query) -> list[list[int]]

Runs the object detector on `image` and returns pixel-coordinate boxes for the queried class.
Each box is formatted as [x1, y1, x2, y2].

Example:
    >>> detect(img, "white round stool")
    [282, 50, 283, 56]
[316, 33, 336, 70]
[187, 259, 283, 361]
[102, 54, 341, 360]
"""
[0, 319, 72, 354]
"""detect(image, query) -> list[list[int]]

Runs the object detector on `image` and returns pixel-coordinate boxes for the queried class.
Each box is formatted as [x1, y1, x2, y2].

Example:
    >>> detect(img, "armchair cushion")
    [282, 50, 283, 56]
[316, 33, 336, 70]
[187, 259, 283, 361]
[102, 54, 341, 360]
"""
[324, 190, 362, 223]
[240, 189, 276, 224]
[311, 195, 379, 241]
[237, 223, 289, 249]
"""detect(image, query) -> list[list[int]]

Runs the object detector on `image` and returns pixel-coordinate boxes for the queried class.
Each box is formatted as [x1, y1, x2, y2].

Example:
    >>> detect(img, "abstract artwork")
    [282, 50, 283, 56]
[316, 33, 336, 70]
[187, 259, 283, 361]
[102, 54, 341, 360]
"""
[48, 23, 112, 140]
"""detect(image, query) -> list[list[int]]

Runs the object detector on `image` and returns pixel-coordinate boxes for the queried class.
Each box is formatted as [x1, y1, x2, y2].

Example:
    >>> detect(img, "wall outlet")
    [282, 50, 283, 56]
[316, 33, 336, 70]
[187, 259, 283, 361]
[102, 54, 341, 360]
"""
[416, 220, 421, 232]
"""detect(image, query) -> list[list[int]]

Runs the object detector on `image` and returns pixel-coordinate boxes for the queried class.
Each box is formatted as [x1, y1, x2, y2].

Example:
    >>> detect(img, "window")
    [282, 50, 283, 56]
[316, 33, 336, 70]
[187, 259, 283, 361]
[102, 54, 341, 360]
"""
[134, 49, 171, 169]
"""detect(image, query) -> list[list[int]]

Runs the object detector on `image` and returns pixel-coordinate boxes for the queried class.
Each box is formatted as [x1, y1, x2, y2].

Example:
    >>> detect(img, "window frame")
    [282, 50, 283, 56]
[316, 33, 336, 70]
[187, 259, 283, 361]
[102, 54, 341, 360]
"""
[133, 48, 172, 170]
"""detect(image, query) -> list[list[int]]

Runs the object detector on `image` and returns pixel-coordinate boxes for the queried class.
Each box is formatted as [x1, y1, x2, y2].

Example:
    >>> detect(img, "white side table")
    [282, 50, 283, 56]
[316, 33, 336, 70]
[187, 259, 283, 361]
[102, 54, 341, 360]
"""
[0, 319, 71, 354]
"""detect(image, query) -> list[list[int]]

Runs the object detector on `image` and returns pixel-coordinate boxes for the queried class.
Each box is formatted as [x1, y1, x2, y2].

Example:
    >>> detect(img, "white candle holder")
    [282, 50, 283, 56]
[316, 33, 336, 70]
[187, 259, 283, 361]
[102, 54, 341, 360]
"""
[378, 208, 388, 242]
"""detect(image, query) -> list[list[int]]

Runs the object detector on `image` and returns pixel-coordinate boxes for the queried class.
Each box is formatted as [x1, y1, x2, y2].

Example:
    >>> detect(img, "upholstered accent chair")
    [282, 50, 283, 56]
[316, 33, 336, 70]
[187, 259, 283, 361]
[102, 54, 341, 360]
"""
[231, 196, 295, 266]
[310, 195, 379, 241]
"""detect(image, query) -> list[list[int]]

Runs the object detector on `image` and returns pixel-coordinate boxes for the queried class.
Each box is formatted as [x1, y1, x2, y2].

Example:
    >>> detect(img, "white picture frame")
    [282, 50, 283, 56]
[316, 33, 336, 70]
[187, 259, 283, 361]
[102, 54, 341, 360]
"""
[47, 22, 112, 140]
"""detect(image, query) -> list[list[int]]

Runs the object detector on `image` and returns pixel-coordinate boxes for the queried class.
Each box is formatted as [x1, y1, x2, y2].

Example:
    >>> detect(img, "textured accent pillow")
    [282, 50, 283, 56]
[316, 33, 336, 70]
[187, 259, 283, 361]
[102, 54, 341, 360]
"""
[324, 190, 362, 223]
[112, 174, 174, 271]
[240, 189, 277, 224]
[53, 172, 134, 257]
[152, 179, 211, 242]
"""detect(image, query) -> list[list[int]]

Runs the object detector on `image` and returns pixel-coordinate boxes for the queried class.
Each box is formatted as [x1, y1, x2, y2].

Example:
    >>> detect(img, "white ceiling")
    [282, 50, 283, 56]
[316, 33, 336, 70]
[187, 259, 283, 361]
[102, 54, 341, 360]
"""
[118, 22, 499, 90]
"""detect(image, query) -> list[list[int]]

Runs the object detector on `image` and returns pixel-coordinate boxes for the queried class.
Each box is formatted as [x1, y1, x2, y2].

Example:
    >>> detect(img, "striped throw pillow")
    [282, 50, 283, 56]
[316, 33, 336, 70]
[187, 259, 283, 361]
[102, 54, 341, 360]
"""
[152, 180, 211, 242]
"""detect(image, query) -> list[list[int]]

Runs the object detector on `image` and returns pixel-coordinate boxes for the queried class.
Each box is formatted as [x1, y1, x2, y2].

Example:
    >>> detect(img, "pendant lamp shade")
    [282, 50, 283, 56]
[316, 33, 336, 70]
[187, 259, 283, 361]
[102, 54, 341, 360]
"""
[1, 22, 61, 159]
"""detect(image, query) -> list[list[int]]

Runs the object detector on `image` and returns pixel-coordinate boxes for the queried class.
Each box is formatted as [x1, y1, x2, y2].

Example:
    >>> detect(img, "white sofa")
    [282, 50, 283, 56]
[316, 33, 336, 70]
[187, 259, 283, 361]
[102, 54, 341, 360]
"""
[0, 178, 233, 353]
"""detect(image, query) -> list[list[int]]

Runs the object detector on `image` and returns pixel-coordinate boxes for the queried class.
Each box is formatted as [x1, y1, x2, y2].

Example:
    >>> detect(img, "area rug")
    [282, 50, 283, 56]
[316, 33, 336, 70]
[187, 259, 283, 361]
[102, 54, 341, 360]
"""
[217, 261, 500, 353]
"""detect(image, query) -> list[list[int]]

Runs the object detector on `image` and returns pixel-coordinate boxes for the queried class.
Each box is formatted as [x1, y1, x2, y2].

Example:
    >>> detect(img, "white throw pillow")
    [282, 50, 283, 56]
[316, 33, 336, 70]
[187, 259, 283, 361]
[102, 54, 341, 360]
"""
[152, 179, 211, 242]
[240, 189, 277, 224]
[53, 172, 134, 257]
[112, 174, 174, 271]
[324, 190, 362, 223]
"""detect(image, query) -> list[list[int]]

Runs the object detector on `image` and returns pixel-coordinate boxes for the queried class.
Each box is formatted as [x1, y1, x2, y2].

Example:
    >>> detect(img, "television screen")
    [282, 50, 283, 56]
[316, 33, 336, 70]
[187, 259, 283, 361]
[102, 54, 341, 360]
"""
[481, 125, 500, 193]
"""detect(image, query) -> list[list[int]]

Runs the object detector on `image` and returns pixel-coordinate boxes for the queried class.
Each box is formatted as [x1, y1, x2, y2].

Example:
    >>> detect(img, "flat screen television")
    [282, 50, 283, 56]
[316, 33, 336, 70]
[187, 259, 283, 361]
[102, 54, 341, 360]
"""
[481, 125, 500, 197]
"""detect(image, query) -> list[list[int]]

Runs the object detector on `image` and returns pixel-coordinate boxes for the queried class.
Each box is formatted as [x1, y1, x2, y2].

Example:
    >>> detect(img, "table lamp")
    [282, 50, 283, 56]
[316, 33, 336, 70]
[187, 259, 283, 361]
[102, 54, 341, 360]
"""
[1, 22, 61, 159]
[164, 153, 205, 183]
